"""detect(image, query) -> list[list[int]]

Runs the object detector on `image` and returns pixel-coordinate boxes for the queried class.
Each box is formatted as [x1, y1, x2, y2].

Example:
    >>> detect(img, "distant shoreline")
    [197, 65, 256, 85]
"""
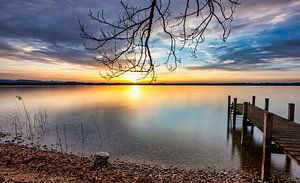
[1, 79, 300, 86]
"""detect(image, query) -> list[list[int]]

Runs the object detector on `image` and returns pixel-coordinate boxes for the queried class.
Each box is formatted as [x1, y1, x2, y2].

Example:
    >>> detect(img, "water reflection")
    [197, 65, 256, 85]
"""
[0, 86, 300, 178]
[129, 85, 141, 100]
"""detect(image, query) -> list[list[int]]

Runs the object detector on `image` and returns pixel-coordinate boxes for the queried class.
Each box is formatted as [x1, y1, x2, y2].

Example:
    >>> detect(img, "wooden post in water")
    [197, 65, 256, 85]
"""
[250, 97, 255, 133]
[241, 102, 248, 145]
[261, 112, 273, 182]
[227, 95, 231, 122]
[250, 125, 254, 135]
[285, 103, 295, 168]
[288, 103, 295, 121]
[252, 96, 256, 106]
[265, 98, 269, 111]
[233, 98, 237, 130]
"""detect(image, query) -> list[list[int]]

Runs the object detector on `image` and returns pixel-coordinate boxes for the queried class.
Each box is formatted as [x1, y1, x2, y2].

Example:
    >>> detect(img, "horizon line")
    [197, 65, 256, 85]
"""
[1, 79, 300, 86]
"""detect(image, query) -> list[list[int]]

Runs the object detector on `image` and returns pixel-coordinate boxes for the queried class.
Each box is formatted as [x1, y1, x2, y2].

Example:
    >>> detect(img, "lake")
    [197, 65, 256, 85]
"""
[0, 85, 300, 178]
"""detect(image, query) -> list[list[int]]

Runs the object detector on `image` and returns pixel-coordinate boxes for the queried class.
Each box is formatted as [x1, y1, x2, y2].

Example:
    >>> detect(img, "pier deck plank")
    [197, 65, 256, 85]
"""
[236, 103, 300, 165]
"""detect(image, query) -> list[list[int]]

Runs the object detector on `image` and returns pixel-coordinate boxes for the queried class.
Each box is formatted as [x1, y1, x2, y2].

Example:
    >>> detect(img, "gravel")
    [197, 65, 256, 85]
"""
[0, 143, 298, 183]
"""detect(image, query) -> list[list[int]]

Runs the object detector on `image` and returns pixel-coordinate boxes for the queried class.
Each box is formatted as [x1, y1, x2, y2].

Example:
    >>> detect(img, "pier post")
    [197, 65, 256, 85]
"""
[241, 102, 248, 145]
[252, 96, 256, 106]
[250, 125, 254, 135]
[264, 98, 269, 111]
[250, 97, 256, 133]
[233, 98, 237, 130]
[286, 103, 295, 167]
[288, 103, 295, 121]
[261, 112, 273, 182]
[227, 95, 231, 122]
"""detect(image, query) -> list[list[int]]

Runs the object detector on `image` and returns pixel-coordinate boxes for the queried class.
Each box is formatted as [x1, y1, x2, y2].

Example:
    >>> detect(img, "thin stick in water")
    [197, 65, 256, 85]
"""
[63, 123, 68, 151]
[55, 125, 63, 151]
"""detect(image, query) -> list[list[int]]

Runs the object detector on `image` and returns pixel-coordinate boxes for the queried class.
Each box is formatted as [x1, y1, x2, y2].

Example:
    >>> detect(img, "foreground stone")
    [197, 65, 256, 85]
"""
[92, 151, 109, 167]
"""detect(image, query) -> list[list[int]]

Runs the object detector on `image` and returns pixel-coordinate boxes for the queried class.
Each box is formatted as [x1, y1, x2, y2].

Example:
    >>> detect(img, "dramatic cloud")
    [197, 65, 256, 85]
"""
[0, 0, 300, 82]
[183, 0, 300, 73]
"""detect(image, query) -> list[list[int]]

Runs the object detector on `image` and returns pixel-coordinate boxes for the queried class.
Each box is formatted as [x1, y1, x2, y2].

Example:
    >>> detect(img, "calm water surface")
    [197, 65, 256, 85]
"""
[0, 86, 300, 178]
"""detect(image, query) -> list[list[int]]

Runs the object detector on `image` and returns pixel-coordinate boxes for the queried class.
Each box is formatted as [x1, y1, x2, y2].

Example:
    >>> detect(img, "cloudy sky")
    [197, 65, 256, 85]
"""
[0, 0, 300, 83]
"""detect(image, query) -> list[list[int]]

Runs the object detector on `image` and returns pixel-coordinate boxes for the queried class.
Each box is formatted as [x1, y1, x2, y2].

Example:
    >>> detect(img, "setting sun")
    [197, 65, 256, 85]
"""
[123, 73, 141, 83]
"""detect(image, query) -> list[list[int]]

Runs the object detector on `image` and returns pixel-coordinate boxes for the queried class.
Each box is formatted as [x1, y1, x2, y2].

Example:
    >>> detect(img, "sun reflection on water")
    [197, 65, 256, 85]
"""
[129, 85, 141, 100]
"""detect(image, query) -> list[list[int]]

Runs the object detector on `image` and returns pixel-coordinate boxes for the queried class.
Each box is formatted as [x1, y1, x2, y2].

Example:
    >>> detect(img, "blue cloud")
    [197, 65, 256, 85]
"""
[185, 4, 300, 71]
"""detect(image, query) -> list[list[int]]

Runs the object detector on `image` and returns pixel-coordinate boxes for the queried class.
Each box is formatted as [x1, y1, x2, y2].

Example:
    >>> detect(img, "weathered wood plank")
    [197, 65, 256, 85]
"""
[235, 102, 300, 167]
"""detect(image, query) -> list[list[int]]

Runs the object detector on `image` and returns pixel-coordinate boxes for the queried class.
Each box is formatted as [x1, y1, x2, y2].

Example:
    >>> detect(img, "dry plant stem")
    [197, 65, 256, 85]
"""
[14, 120, 18, 138]
[91, 115, 102, 147]
[56, 125, 63, 151]
[18, 98, 33, 138]
[80, 122, 84, 145]
[63, 123, 68, 151]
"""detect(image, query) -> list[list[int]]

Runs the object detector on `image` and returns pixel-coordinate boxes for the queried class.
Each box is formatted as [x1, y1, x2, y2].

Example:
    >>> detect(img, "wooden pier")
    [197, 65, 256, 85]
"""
[227, 96, 299, 182]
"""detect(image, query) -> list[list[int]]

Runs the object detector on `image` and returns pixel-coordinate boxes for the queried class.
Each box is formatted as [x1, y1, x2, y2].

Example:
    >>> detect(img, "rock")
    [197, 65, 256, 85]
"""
[92, 151, 109, 167]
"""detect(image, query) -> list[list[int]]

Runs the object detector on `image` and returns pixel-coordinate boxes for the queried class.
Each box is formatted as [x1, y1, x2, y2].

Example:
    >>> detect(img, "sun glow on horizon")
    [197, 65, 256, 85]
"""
[123, 73, 143, 83]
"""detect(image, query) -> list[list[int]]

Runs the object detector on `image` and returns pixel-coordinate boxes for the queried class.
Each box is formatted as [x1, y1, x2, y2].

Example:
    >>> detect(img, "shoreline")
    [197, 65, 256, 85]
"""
[0, 143, 298, 182]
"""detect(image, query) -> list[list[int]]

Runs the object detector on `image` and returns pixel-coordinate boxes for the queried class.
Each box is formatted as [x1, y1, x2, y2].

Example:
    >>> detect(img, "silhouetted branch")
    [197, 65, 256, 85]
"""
[79, 0, 239, 81]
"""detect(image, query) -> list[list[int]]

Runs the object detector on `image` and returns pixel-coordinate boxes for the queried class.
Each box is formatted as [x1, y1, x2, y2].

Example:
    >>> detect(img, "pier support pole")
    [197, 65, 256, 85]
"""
[288, 103, 295, 121]
[252, 96, 256, 106]
[227, 95, 231, 123]
[233, 98, 237, 130]
[264, 98, 269, 111]
[285, 103, 295, 169]
[250, 125, 254, 135]
[241, 102, 248, 145]
[250, 96, 256, 134]
[261, 112, 273, 182]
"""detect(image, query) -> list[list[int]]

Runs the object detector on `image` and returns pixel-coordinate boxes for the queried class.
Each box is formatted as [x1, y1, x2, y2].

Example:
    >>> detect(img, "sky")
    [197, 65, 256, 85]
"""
[0, 0, 300, 83]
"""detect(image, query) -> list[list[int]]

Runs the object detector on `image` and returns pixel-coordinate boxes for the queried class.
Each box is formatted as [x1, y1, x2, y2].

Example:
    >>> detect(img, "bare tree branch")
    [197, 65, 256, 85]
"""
[79, 0, 240, 81]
